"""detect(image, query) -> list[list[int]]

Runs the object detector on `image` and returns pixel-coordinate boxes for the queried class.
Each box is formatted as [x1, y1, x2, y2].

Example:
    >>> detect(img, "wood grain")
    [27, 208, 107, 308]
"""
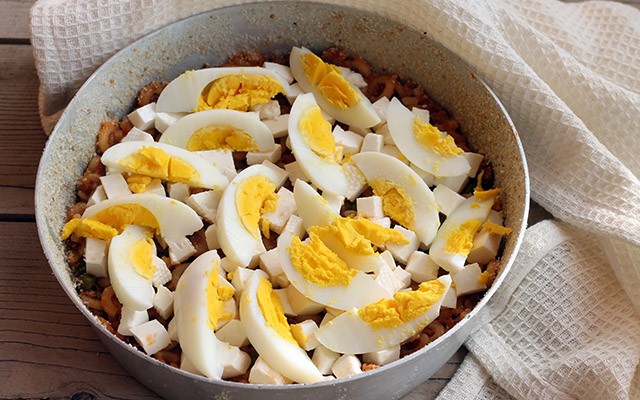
[0, 1, 36, 40]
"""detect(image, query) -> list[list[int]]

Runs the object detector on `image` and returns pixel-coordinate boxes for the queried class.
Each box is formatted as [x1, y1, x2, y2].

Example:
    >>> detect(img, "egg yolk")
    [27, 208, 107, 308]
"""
[256, 277, 297, 344]
[474, 188, 500, 201]
[301, 52, 361, 109]
[483, 221, 512, 236]
[126, 174, 153, 194]
[444, 219, 482, 255]
[93, 204, 160, 233]
[129, 237, 156, 279]
[198, 75, 284, 112]
[60, 217, 119, 241]
[206, 262, 235, 331]
[288, 234, 357, 287]
[413, 117, 463, 157]
[298, 105, 338, 162]
[368, 178, 416, 230]
[290, 324, 309, 348]
[186, 124, 258, 152]
[358, 279, 447, 329]
[119, 147, 200, 186]
[235, 175, 279, 239]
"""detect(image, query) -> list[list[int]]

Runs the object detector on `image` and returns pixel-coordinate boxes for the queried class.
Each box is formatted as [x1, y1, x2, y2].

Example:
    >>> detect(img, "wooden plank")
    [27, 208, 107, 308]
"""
[0, 1, 36, 40]
[0, 186, 34, 217]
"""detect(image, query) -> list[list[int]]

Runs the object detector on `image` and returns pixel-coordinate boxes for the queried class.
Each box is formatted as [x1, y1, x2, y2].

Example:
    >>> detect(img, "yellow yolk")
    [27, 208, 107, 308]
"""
[298, 105, 337, 161]
[288, 234, 357, 287]
[413, 117, 463, 157]
[61, 217, 119, 241]
[235, 175, 279, 239]
[368, 178, 416, 229]
[93, 204, 160, 233]
[119, 147, 200, 185]
[483, 221, 512, 236]
[198, 75, 284, 112]
[291, 324, 308, 347]
[206, 262, 235, 331]
[186, 124, 258, 152]
[301, 53, 360, 109]
[129, 237, 155, 279]
[256, 277, 296, 344]
[126, 174, 152, 194]
[474, 188, 500, 201]
[444, 219, 482, 255]
[358, 279, 447, 329]
[477, 271, 490, 285]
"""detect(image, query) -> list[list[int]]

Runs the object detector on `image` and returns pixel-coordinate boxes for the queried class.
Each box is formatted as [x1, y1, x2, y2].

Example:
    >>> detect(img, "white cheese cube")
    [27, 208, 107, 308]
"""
[312, 345, 340, 375]
[167, 317, 179, 342]
[274, 288, 297, 316]
[374, 122, 394, 145]
[283, 214, 305, 238]
[411, 107, 430, 123]
[246, 144, 282, 165]
[381, 145, 409, 164]
[380, 250, 396, 269]
[349, 125, 371, 136]
[186, 190, 221, 223]
[356, 196, 384, 219]
[441, 286, 457, 309]
[322, 192, 345, 214]
[263, 114, 289, 138]
[153, 285, 174, 320]
[205, 223, 220, 250]
[375, 263, 405, 295]
[143, 179, 166, 196]
[452, 263, 487, 296]
[84, 238, 108, 277]
[338, 66, 367, 88]
[222, 346, 252, 379]
[285, 285, 325, 315]
[248, 240, 267, 270]
[250, 99, 281, 120]
[405, 251, 439, 283]
[332, 125, 363, 155]
[372, 97, 390, 123]
[467, 229, 501, 265]
[166, 236, 196, 264]
[100, 173, 132, 199]
[259, 248, 284, 281]
[167, 182, 190, 202]
[487, 210, 504, 225]
[323, 375, 336, 381]
[180, 354, 201, 375]
[154, 112, 185, 133]
[216, 319, 249, 348]
[386, 226, 420, 264]
[393, 266, 412, 289]
[86, 185, 107, 207]
[463, 152, 484, 178]
[129, 319, 171, 355]
[286, 83, 305, 104]
[435, 174, 469, 193]
[262, 187, 295, 234]
[196, 150, 236, 181]
[117, 306, 149, 336]
[284, 161, 310, 185]
[410, 163, 435, 187]
[360, 133, 384, 153]
[249, 357, 292, 385]
[433, 184, 465, 216]
[370, 217, 391, 229]
[343, 160, 368, 201]
[151, 258, 171, 289]
[230, 267, 255, 299]
[363, 344, 400, 366]
[332, 354, 362, 379]
[121, 127, 155, 143]
[128, 102, 156, 130]
[261, 160, 289, 187]
[291, 320, 320, 351]
[218, 297, 238, 329]
[263, 62, 294, 84]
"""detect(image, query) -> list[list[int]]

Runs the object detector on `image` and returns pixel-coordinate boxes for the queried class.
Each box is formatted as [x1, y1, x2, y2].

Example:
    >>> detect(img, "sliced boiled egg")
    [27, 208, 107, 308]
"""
[101, 142, 228, 189]
[216, 164, 282, 267]
[174, 250, 234, 379]
[158, 109, 275, 152]
[351, 152, 440, 246]
[387, 98, 470, 177]
[278, 230, 390, 310]
[429, 188, 499, 273]
[289, 47, 380, 129]
[315, 275, 451, 354]
[156, 67, 292, 113]
[240, 273, 323, 383]
[288, 93, 349, 196]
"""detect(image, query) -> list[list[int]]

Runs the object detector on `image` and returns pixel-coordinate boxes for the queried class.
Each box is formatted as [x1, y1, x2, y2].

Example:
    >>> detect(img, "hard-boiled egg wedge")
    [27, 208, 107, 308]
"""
[156, 67, 292, 113]
[289, 47, 380, 129]
[240, 273, 323, 383]
[216, 164, 282, 267]
[429, 187, 499, 273]
[351, 152, 440, 246]
[60, 194, 202, 242]
[101, 142, 228, 189]
[108, 225, 170, 311]
[288, 93, 349, 196]
[174, 250, 234, 379]
[278, 230, 390, 310]
[387, 98, 470, 177]
[315, 275, 451, 354]
[159, 109, 275, 152]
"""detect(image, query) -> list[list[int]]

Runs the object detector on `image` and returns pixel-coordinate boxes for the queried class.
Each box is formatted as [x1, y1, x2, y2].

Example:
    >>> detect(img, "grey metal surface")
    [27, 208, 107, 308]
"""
[35, 2, 529, 399]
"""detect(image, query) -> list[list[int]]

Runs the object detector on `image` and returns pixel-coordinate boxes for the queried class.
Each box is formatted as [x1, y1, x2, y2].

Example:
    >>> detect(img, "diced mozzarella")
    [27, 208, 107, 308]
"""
[167, 182, 190, 202]
[186, 190, 222, 223]
[374, 263, 405, 295]
[349, 125, 371, 136]
[129, 319, 171, 355]
[356, 196, 384, 219]
[332, 125, 363, 155]
[286, 83, 305, 104]
[222, 346, 252, 379]
[283, 214, 305, 238]
[230, 267, 255, 300]
[249, 357, 292, 385]
[100, 173, 132, 199]
[128, 102, 156, 130]
[360, 133, 384, 153]
[259, 248, 285, 282]
[263, 62, 294, 84]
[463, 152, 484, 178]
[338, 66, 367, 88]
[331, 354, 362, 379]
[261, 160, 289, 187]
[405, 251, 439, 283]
[433, 184, 465, 216]
[263, 114, 289, 138]
[142, 179, 166, 196]
[262, 187, 296, 234]
[246, 144, 282, 165]
[167, 317, 179, 342]
[343, 160, 367, 201]
[392, 266, 412, 289]
[121, 127, 155, 143]
[363, 344, 400, 366]
[87, 185, 107, 207]
[322, 192, 345, 214]
[467, 229, 501, 265]
[284, 161, 310, 185]
[166, 236, 196, 264]
[285, 285, 325, 315]
[372, 97, 390, 123]
[274, 288, 297, 316]
[84, 238, 108, 277]
[386, 226, 420, 264]
[434, 174, 469, 193]
[291, 320, 320, 351]
[204, 223, 220, 250]
[154, 112, 185, 133]
[216, 319, 249, 348]
[441, 286, 457, 309]
[370, 217, 391, 229]
[117, 306, 149, 336]
[250, 99, 281, 120]
[312, 345, 340, 375]
[195, 150, 237, 181]
[153, 285, 174, 319]
[411, 107, 430, 123]
[452, 263, 487, 296]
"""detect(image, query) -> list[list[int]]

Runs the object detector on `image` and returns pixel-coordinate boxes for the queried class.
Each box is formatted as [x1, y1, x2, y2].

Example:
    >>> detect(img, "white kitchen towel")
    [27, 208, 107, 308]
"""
[29, 0, 640, 399]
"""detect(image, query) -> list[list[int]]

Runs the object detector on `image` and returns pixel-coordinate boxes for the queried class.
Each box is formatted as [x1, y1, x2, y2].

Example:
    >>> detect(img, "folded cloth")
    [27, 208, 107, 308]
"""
[30, 0, 640, 398]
